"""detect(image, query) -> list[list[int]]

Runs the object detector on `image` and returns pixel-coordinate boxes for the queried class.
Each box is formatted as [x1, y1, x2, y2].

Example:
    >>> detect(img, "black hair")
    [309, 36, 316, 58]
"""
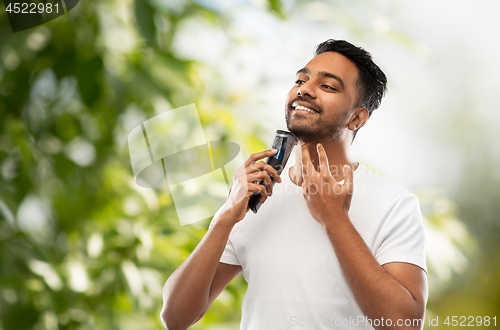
[315, 39, 387, 138]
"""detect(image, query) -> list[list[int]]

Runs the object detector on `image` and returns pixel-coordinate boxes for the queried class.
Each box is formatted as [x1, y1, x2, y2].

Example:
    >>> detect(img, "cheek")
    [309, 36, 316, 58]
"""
[324, 96, 350, 112]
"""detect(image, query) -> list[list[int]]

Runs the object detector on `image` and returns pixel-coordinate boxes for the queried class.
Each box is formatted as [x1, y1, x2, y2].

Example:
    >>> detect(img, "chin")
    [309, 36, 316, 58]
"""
[288, 125, 342, 144]
[287, 126, 316, 143]
[286, 113, 321, 141]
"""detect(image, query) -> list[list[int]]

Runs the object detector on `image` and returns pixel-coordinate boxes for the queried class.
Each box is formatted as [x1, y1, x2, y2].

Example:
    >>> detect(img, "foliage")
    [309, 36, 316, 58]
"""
[0, 0, 279, 329]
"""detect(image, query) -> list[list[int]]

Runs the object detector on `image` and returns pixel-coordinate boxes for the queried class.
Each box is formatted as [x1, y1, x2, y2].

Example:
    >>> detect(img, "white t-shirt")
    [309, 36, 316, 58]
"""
[209, 163, 427, 330]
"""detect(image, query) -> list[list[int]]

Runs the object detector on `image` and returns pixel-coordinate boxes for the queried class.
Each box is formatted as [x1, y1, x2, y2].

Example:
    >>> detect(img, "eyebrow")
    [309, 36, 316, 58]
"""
[296, 67, 345, 90]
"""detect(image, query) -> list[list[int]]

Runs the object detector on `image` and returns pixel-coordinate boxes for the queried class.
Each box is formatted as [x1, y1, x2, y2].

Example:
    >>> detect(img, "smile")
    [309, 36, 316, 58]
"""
[292, 103, 319, 114]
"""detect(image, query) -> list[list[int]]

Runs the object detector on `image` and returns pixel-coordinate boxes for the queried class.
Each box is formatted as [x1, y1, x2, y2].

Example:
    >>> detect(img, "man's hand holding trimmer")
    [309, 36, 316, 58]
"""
[220, 149, 282, 225]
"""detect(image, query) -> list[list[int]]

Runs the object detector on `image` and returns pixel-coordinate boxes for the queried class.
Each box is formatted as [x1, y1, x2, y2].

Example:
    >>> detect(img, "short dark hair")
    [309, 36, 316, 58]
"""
[315, 39, 387, 138]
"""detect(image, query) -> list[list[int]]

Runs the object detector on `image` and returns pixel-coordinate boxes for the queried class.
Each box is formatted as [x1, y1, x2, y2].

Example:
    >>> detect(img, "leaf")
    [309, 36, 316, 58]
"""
[267, 0, 286, 20]
[134, 0, 157, 45]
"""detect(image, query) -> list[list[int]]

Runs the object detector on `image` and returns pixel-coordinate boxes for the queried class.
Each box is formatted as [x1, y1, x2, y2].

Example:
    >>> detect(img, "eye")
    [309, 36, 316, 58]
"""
[321, 84, 337, 91]
[295, 80, 305, 85]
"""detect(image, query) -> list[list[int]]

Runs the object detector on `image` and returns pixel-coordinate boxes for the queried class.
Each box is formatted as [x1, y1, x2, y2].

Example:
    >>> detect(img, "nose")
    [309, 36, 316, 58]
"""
[297, 81, 316, 98]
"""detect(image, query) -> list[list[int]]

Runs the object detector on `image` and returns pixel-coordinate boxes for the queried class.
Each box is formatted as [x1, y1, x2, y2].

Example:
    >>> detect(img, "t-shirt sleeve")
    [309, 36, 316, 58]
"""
[208, 204, 241, 267]
[375, 193, 427, 273]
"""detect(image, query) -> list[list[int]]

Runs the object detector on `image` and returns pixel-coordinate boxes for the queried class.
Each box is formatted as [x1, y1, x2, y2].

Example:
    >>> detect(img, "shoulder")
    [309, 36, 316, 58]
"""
[353, 164, 422, 219]
[355, 164, 417, 202]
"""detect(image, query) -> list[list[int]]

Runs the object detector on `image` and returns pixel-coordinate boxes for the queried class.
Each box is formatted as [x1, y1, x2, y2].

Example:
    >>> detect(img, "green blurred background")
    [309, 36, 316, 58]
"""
[0, 0, 499, 329]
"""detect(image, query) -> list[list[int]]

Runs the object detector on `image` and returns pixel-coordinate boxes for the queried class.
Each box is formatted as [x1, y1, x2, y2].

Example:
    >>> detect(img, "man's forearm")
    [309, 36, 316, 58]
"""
[324, 214, 424, 329]
[161, 217, 235, 329]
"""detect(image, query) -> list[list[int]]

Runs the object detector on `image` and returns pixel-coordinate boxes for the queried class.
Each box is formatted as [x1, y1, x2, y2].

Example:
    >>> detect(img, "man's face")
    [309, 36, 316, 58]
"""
[285, 51, 361, 143]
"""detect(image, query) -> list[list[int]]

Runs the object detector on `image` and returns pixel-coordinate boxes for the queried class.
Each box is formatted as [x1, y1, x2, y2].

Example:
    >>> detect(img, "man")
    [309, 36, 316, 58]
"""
[161, 39, 428, 330]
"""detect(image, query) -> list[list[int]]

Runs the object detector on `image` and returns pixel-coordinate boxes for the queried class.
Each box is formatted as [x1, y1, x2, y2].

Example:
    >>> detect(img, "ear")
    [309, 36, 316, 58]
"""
[348, 107, 369, 131]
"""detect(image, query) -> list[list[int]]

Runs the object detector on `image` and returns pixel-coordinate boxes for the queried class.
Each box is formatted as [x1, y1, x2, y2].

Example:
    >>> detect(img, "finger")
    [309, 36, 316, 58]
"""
[238, 161, 267, 182]
[301, 142, 316, 176]
[316, 143, 331, 177]
[302, 163, 310, 189]
[244, 149, 278, 167]
[246, 170, 273, 185]
[248, 182, 269, 197]
[245, 162, 282, 185]
[245, 161, 278, 177]
[252, 183, 269, 204]
[263, 164, 282, 183]
[260, 194, 268, 204]
[262, 173, 274, 196]
[248, 171, 274, 196]
[300, 142, 311, 166]
[302, 176, 309, 200]
[343, 165, 354, 194]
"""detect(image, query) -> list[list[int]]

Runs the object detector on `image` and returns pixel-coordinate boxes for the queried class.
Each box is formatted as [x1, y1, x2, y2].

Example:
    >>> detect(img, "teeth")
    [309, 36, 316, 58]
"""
[294, 105, 318, 114]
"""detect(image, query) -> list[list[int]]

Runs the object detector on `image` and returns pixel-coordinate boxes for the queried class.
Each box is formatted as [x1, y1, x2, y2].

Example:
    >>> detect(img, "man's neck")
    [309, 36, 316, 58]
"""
[289, 140, 358, 187]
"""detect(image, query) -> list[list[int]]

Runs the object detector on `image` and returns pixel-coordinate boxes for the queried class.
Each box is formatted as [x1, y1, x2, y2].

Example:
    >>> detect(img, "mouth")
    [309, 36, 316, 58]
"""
[292, 102, 319, 114]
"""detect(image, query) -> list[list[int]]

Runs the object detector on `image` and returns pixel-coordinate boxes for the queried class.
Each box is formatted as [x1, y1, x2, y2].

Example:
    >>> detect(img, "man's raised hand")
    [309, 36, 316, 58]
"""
[301, 142, 353, 227]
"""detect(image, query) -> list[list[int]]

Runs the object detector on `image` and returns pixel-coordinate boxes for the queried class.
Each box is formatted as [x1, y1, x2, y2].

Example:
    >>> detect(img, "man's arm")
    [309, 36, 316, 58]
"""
[161, 219, 241, 330]
[301, 143, 427, 330]
[160, 149, 282, 330]
[324, 215, 427, 329]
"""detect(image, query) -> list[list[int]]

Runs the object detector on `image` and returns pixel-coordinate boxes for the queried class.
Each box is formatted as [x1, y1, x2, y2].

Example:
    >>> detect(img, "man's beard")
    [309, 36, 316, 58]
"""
[285, 97, 344, 143]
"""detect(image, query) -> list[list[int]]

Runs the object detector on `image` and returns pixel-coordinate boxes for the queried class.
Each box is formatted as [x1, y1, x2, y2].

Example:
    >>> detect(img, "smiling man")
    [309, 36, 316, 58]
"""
[161, 39, 428, 330]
